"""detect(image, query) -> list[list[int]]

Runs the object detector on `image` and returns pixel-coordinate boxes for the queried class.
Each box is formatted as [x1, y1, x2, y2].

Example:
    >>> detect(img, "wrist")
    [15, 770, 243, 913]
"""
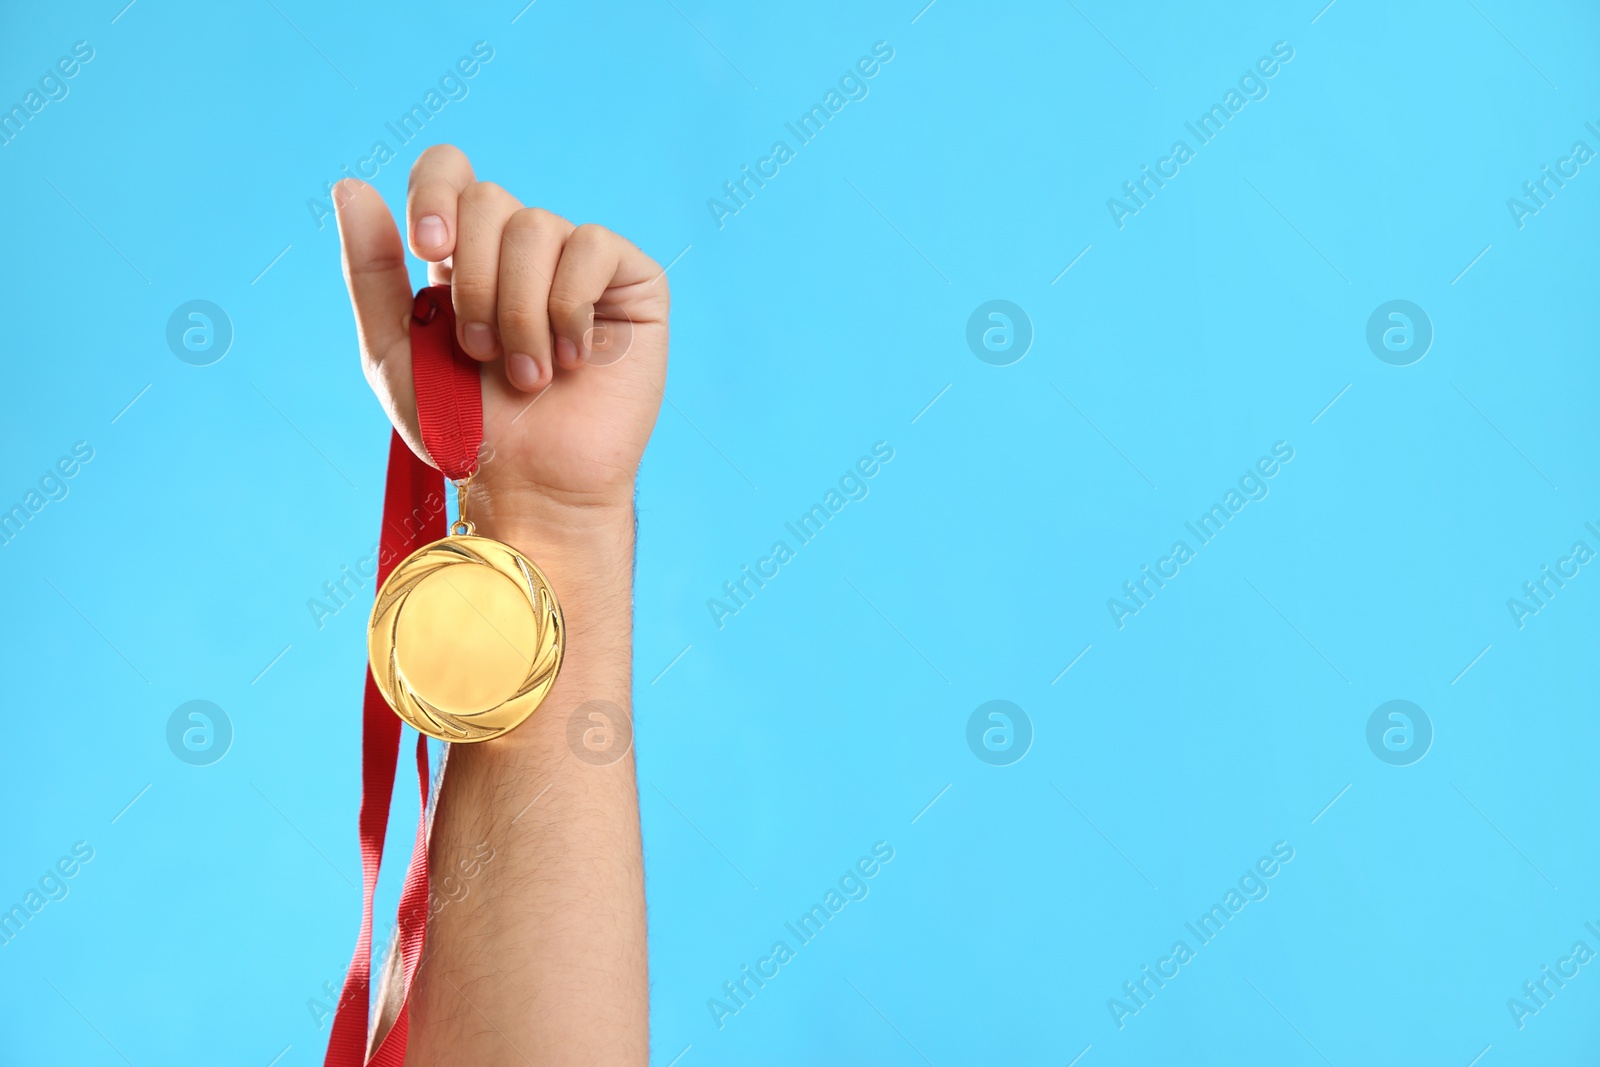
[468, 489, 635, 644]
[468, 489, 633, 572]
[467, 502, 636, 762]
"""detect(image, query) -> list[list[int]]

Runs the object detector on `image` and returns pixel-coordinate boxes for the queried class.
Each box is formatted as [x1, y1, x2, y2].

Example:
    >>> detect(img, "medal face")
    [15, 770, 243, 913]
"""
[368, 534, 564, 742]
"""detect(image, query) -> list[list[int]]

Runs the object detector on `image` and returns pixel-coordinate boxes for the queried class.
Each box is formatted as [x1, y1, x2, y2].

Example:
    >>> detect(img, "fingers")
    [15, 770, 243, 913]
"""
[497, 208, 575, 392]
[406, 144, 475, 262]
[397, 145, 665, 393]
[549, 224, 662, 362]
[452, 181, 523, 361]
[334, 178, 414, 372]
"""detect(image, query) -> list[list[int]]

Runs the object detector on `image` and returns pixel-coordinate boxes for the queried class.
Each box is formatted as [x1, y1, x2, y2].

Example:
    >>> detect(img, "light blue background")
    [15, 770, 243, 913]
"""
[2, 1, 1598, 1064]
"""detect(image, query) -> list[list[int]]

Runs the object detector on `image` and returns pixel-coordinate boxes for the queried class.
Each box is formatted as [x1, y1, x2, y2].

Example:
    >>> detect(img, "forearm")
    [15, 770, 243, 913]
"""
[399, 502, 648, 1065]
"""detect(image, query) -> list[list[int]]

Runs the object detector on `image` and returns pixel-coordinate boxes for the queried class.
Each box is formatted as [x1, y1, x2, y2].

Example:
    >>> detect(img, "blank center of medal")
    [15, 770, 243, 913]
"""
[394, 565, 537, 713]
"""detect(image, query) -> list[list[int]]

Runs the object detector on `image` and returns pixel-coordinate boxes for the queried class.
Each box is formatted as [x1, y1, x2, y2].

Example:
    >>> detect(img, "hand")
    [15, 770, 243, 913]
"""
[333, 145, 668, 533]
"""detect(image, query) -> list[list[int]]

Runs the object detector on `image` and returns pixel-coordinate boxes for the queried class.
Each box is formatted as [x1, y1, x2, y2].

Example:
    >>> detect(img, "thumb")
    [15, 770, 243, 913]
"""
[334, 178, 425, 457]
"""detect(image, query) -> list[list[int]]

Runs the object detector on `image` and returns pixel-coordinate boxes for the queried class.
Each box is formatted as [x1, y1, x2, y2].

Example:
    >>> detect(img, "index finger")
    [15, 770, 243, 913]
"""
[406, 143, 476, 262]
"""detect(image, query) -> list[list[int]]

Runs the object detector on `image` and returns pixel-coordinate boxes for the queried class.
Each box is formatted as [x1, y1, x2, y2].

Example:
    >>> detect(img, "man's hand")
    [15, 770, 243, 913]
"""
[334, 143, 668, 529]
[332, 146, 658, 1065]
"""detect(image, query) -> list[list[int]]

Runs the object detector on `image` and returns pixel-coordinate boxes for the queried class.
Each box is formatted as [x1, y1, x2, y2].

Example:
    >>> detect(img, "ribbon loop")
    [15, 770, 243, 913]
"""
[409, 284, 484, 484]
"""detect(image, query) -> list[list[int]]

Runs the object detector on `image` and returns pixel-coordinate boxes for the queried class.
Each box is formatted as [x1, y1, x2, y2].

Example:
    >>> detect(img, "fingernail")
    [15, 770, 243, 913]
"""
[555, 336, 578, 366]
[507, 353, 542, 390]
[462, 322, 495, 358]
[416, 214, 447, 250]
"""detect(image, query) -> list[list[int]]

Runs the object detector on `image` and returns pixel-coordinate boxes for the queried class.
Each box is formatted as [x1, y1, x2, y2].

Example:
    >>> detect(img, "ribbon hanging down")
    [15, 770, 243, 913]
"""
[323, 285, 483, 1066]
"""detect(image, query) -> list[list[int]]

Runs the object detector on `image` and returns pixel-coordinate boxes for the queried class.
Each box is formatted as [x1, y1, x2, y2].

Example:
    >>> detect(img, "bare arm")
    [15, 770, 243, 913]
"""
[400, 507, 647, 1064]
[335, 144, 666, 1065]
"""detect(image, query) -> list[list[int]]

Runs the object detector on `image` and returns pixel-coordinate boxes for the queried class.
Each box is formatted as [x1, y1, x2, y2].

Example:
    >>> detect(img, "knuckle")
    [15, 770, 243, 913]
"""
[507, 206, 560, 238]
[413, 143, 466, 178]
[570, 222, 611, 247]
[497, 301, 544, 336]
[547, 291, 586, 326]
[417, 143, 460, 164]
[463, 180, 509, 207]
[452, 267, 497, 305]
[349, 249, 407, 276]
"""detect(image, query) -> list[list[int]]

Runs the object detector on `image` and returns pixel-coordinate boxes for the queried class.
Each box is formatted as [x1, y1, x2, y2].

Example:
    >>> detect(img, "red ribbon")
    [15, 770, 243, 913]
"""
[324, 286, 483, 1066]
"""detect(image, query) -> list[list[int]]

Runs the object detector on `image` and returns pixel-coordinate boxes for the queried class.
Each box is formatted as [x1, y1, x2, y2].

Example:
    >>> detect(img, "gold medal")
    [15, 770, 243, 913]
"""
[367, 482, 564, 743]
